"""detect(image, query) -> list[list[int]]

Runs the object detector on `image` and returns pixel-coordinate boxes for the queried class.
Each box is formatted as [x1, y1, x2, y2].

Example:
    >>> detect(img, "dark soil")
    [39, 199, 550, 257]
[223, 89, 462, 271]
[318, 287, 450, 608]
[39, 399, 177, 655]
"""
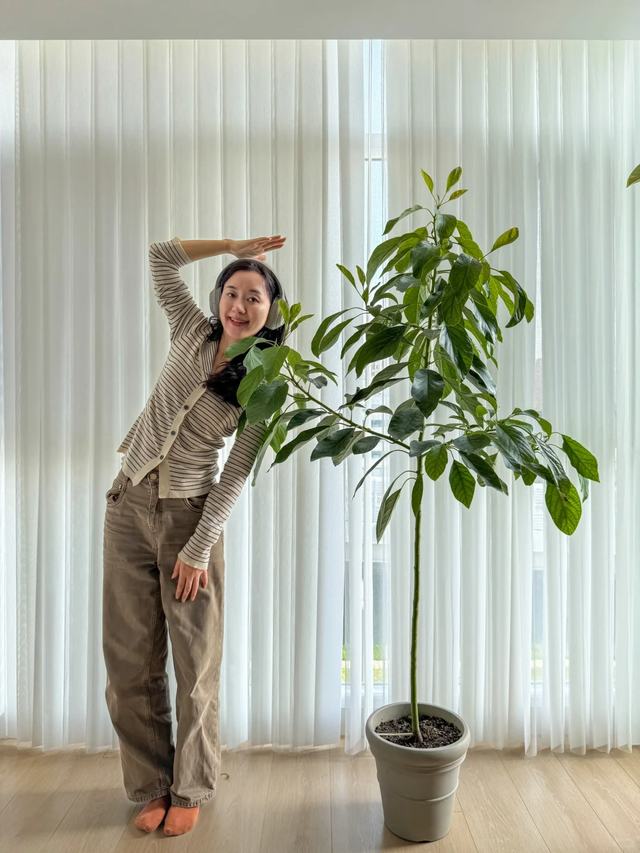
[374, 714, 463, 749]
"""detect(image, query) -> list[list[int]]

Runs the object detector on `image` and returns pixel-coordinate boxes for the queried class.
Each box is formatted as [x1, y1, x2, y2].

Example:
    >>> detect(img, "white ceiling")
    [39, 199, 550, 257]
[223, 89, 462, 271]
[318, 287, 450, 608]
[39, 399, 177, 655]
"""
[2, 0, 640, 40]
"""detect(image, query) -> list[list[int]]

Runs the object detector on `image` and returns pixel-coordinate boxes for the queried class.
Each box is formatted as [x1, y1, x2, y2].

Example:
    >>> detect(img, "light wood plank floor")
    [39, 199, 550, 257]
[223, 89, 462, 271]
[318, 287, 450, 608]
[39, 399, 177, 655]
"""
[1, 739, 640, 852]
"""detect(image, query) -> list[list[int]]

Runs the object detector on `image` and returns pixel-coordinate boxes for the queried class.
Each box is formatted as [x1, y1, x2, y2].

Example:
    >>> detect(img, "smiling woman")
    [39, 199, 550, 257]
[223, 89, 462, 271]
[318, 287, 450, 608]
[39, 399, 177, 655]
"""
[203, 255, 289, 407]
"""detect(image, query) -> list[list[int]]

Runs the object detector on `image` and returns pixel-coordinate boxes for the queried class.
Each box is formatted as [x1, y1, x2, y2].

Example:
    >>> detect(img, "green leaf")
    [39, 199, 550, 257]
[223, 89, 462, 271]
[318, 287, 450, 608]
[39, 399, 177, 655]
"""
[445, 166, 463, 193]
[452, 433, 491, 454]
[435, 213, 457, 244]
[467, 294, 500, 344]
[261, 345, 290, 383]
[310, 427, 358, 461]
[366, 236, 404, 285]
[493, 424, 537, 464]
[521, 467, 537, 486]
[490, 227, 519, 253]
[236, 408, 247, 437]
[411, 476, 424, 515]
[448, 188, 468, 201]
[244, 345, 264, 373]
[341, 326, 367, 359]
[627, 164, 640, 188]
[524, 297, 535, 323]
[536, 441, 572, 494]
[388, 404, 424, 441]
[411, 368, 446, 418]
[347, 361, 410, 405]
[449, 253, 483, 298]
[288, 303, 302, 323]
[270, 418, 289, 452]
[352, 435, 381, 454]
[245, 381, 289, 425]
[286, 408, 326, 430]
[561, 434, 600, 482]
[289, 313, 314, 331]
[449, 460, 476, 508]
[439, 323, 474, 376]
[376, 485, 404, 542]
[455, 221, 484, 260]
[311, 308, 356, 358]
[467, 354, 497, 396]
[353, 325, 407, 378]
[353, 449, 401, 497]
[578, 473, 590, 501]
[224, 335, 260, 358]
[316, 318, 355, 355]
[278, 299, 290, 324]
[237, 364, 265, 408]
[522, 461, 556, 485]
[421, 169, 434, 193]
[409, 439, 443, 458]
[336, 263, 356, 288]
[459, 451, 508, 494]
[383, 204, 428, 236]
[439, 284, 465, 327]
[250, 414, 286, 486]
[494, 270, 528, 328]
[512, 408, 552, 438]
[270, 423, 330, 466]
[545, 479, 583, 535]
[411, 241, 441, 280]
[424, 444, 448, 481]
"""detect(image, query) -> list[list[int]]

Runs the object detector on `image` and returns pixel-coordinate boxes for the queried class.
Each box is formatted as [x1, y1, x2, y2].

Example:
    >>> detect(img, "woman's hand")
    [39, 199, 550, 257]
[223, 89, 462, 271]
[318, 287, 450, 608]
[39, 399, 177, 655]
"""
[228, 235, 286, 260]
[172, 556, 208, 602]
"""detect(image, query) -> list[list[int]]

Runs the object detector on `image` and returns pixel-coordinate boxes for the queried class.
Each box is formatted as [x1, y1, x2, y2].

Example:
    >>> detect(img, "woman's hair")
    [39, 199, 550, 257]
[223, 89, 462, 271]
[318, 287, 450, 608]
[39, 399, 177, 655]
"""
[205, 258, 287, 408]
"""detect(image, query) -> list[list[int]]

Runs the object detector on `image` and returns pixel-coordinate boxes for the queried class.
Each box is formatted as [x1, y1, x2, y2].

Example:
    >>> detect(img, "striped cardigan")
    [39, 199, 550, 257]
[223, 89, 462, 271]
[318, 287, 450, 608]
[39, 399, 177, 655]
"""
[117, 236, 268, 571]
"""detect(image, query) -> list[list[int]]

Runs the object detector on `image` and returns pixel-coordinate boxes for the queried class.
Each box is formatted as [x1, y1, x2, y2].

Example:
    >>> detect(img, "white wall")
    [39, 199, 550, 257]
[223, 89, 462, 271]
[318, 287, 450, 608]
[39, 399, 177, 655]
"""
[2, 0, 640, 39]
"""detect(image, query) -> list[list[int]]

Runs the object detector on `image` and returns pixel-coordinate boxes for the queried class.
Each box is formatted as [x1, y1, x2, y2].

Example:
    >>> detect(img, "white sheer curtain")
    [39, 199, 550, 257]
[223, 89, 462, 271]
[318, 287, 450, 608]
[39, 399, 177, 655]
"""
[0, 39, 366, 751]
[369, 39, 640, 756]
[1, 38, 639, 758]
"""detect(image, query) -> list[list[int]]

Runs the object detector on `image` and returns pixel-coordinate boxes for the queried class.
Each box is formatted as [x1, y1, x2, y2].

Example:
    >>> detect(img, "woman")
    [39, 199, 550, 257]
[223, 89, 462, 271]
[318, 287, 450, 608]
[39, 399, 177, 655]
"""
[102, 234, 288, 837]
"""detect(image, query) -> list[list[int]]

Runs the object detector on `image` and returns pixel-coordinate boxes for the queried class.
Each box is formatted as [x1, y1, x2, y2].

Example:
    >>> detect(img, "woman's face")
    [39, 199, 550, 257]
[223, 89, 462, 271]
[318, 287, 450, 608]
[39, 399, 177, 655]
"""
[219, 271, 272, 342]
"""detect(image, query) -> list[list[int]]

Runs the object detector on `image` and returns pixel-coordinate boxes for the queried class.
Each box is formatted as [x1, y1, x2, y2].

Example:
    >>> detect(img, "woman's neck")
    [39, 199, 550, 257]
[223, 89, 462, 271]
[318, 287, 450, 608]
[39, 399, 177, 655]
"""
[211, 335, 232, 373]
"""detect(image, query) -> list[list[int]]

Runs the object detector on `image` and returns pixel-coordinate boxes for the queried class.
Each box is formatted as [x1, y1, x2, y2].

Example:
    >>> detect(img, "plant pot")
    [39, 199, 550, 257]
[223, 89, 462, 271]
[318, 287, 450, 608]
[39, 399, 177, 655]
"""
[365, 702, 471, 843]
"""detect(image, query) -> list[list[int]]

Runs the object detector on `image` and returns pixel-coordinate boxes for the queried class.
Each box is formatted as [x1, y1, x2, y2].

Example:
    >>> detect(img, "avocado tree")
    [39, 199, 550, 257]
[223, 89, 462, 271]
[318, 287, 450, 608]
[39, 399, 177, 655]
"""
[226, 167, 600, 742]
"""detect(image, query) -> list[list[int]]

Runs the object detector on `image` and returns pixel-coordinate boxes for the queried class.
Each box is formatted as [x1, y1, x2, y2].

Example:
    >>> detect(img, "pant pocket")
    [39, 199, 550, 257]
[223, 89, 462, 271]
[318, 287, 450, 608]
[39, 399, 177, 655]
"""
[105, 470, 129, 508]
[182, 493, 209, 513]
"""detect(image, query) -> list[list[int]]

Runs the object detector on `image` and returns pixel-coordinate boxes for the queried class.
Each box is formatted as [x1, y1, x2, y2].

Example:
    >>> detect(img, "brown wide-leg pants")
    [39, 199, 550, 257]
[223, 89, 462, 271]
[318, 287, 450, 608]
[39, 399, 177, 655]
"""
[102, 465, 225, 808]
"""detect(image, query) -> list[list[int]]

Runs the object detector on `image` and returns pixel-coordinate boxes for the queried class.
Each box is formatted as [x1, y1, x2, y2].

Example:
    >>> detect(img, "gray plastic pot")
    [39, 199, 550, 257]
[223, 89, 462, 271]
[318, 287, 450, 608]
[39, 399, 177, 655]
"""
[365, 702, 471, 843]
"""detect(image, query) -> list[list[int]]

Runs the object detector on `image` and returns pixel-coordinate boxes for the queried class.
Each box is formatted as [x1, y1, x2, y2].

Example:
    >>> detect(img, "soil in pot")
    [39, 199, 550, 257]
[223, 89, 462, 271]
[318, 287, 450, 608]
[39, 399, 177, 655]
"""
[374, 714, 463, 749]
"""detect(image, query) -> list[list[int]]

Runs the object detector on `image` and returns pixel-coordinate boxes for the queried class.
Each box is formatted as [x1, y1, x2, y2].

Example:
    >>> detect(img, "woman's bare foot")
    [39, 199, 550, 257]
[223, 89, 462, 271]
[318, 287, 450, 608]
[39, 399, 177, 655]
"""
[134, 794, 171, 832]
[163, 804, 200, 836]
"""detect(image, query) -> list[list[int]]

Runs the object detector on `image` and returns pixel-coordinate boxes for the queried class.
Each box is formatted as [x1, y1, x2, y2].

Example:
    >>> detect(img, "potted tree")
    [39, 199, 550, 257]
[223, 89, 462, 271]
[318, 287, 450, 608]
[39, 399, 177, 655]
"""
[225, 167, 599, 842]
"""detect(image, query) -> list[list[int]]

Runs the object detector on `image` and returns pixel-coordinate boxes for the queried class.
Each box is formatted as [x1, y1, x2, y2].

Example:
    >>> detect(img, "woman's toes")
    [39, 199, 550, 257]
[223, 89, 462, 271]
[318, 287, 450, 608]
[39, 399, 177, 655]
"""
[163, 804, 200, 836]
[134, 794, 171, 832]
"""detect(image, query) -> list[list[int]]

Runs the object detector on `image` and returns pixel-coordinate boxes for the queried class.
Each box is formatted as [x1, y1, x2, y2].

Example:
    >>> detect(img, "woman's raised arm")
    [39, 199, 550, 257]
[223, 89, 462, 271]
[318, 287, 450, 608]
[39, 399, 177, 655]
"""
[178, 239, 231, 262]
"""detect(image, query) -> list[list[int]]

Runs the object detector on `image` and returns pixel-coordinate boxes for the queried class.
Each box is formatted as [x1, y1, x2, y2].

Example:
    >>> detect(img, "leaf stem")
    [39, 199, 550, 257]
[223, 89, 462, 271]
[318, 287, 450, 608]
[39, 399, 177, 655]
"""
[284, 368, 412, 452]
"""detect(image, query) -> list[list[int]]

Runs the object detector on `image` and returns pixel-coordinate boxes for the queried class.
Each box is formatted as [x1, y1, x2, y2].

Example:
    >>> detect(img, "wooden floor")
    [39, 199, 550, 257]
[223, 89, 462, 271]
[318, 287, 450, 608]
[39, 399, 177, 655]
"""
[1, 739, 640, 852]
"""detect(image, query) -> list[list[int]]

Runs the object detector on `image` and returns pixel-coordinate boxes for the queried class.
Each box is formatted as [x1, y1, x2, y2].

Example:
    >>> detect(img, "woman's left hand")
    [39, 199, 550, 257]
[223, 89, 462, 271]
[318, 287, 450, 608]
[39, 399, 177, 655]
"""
[172, 556, 208, 602]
